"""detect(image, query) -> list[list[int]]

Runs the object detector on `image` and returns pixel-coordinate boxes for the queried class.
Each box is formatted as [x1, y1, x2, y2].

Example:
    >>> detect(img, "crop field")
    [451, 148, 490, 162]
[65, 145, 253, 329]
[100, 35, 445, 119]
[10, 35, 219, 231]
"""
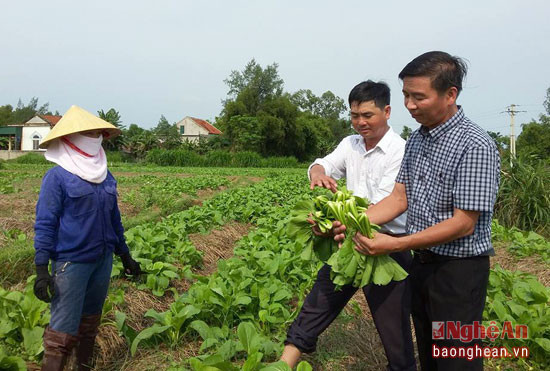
[0, 163, 548, 371]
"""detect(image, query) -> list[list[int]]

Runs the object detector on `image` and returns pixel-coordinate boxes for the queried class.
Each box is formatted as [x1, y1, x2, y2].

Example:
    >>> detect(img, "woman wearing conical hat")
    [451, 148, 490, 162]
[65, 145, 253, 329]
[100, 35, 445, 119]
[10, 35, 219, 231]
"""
[33, 105, 142, 371]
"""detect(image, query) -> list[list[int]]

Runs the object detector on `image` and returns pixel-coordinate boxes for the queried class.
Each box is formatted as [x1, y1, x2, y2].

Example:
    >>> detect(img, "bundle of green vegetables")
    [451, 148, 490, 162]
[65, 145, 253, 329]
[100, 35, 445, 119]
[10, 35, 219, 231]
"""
[288, 188, 408, 289]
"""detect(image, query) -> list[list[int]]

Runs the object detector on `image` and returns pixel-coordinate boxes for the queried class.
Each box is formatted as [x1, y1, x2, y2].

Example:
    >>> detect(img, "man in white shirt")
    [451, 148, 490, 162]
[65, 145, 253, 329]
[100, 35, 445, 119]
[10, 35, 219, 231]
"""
[282, 81, 416, 371]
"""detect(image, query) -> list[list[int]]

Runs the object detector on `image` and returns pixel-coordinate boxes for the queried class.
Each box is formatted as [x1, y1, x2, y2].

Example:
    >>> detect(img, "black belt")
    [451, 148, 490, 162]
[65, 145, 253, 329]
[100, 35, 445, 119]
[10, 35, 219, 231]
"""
[413, 250, 461, 264]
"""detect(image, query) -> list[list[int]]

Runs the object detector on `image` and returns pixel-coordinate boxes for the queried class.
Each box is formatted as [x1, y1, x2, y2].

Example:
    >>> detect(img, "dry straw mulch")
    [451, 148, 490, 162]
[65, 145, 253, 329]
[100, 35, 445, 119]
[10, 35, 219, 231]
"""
[188, 222, 253, 275]
[491, 244, 550, 286]
[93, 222, 253, 370]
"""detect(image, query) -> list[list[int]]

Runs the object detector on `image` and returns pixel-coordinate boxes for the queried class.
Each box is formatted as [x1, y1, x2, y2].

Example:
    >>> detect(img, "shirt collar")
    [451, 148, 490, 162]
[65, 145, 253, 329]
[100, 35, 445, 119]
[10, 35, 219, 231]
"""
[354, 126, 395, 154]
[420, 106, 464, 141]
[375, 126, 395, 154]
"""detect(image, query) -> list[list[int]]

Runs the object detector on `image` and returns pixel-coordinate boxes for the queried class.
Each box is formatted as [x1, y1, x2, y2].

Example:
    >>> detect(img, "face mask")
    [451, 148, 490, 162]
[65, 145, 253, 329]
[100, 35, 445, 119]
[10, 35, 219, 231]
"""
[67, 133, 103, 156]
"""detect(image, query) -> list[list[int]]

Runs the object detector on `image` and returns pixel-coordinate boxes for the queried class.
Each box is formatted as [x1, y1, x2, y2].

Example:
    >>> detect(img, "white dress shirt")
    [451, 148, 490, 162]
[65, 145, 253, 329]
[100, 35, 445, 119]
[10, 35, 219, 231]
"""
[308, 126, 407, 234]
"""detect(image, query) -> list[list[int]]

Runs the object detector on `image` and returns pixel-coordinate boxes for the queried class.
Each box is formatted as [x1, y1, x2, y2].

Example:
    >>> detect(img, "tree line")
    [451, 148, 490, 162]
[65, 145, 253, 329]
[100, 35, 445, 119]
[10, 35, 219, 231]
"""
[0, 98, 56, 126]
[2, 62, 549, 164]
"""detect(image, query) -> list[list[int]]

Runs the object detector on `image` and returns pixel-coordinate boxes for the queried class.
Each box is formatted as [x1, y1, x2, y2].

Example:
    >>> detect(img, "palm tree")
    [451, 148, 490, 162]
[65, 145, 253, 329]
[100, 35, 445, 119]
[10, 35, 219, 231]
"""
[98, 108, 126, 151]
[126, 131, 158, 159]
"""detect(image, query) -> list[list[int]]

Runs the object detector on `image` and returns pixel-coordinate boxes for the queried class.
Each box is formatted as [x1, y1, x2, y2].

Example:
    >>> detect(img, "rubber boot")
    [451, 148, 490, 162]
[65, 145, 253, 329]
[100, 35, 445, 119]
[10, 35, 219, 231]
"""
[41, 326, 78, 371]
[76, 314, 102, 371]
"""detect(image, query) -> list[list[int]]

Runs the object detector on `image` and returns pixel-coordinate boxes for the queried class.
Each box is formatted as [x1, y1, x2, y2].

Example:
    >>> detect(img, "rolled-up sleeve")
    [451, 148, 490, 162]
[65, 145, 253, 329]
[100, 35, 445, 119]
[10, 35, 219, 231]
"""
[308, 137, 349, 180]
[34, 171, 63, 265]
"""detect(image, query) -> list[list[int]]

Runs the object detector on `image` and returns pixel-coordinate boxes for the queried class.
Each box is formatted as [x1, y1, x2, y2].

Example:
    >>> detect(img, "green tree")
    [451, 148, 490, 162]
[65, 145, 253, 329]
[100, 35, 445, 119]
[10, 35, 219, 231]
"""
[125, 130, 158, 159]
[0, 136, 9, 149]
[199, 134, 230, 154]
[225, 115, 264, 152]
[516, 87, 550, 161]
[290, 89, 346, 120]
[0, 105, 13, 126]
[258, 96, 300, 157]
[487, 131, 508, 154]
[153, 115, 170, 137]
[0, 98, 50, 125]
[153, 115, 181, 149]
[224, 59, 283, 105]
[290, 89, 349, 144]
[400, 125, 413, 140]
[125, 123, 145, 139]
[218, 59, 285, 151]
[14, 98, 50, 123]
[98, 108, 126, 151]
[218, 60, 348, 160]
[516, 115, 550, 161]
[543, 87, 550, 115]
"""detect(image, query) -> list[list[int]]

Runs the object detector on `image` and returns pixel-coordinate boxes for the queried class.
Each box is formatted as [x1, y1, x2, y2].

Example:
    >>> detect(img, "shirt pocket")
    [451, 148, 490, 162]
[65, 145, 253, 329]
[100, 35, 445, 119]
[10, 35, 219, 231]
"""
[103, 182, 118, 211]
[65, 183, 96, 217]
[366, 163, 382, 186]
[431, 169, 455, 218]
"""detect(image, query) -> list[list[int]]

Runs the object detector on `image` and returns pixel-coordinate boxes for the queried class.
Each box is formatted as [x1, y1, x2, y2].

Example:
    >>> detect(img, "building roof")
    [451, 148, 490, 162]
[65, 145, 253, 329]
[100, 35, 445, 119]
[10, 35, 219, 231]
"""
[39, 115, 62, 126]
[190, 117, 222, 135]
[4, 114, 63, 128]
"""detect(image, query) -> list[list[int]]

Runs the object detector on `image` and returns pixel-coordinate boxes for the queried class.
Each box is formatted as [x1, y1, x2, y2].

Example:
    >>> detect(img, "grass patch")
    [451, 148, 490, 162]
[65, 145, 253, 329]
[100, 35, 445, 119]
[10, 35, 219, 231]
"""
[0, 245, 34, 288]
[121, 197, 195, 230]
[7, 153, 49, 164]
[495, 159, 550, 237]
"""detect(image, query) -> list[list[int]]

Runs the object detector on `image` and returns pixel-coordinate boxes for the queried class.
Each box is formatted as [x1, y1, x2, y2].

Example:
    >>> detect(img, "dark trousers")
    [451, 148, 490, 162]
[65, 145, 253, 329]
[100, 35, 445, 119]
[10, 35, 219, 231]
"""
[410, 253, 489, 371]
[286, 251, 416, 371]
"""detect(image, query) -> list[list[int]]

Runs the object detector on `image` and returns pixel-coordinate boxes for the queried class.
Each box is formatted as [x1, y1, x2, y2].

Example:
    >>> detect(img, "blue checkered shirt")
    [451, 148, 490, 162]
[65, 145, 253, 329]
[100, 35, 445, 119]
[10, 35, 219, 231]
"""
[396, 107, 501, 257]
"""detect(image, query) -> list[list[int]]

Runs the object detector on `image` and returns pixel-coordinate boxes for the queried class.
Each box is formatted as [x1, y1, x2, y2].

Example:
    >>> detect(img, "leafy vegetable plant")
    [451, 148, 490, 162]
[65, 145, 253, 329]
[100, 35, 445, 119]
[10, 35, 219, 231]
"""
[288, 188, 408, 289]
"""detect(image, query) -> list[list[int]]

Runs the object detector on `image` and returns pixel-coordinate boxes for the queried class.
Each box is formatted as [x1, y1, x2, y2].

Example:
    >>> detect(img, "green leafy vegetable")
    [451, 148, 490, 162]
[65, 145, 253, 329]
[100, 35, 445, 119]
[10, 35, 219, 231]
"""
[288, 187, 408, 289]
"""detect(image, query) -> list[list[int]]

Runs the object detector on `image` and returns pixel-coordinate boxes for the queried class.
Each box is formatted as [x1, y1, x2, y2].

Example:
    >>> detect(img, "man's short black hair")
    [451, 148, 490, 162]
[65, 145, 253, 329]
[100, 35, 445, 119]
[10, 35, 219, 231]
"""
[348, 80, 390, 109]
[398, 51, 468, 96]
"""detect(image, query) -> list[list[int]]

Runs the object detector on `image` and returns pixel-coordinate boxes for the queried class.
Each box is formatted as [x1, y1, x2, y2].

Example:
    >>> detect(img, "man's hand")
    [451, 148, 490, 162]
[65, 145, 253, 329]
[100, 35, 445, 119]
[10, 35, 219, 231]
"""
[310, 174, 338, 192]
[34, 265, 55, 302]
[309, 165, 338, 192]
[352, 232, 402, 256]
[333, 220, 347, 242]
[307, 217, 333, 238]
[120, 253, 143, 276]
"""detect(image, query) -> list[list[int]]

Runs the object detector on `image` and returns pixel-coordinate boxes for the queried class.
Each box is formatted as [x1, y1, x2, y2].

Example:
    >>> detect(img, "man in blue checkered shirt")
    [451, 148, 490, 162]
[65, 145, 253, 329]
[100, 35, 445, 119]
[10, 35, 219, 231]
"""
[334, 51, 500, 370]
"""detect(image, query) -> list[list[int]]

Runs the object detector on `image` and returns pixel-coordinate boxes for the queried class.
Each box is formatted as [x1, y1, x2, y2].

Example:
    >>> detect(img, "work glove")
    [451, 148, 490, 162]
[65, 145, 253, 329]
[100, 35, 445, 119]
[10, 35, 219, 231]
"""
[120, 252, 143, 276]
[34, 264, 55, 302]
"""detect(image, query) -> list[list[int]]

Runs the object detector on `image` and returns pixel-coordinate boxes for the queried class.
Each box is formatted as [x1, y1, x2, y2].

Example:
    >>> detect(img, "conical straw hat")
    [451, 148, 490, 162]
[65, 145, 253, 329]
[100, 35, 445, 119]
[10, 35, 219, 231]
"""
[39, 105, 121, 148]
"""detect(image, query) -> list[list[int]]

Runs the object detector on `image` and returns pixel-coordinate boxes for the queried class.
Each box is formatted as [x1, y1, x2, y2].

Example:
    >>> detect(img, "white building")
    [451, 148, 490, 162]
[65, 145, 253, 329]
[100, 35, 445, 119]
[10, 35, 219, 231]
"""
[20, 115, 61, 150]
[175, 116, 222, 143]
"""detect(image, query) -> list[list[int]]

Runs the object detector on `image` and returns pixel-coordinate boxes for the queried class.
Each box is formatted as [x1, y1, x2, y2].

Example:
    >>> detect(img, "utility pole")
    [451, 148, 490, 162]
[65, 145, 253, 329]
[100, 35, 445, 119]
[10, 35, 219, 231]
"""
[503, 104, 526, 166]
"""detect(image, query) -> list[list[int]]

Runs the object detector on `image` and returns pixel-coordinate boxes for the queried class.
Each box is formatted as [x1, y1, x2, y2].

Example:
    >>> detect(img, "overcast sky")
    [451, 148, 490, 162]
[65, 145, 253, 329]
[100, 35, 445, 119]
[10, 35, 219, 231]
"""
[1, 0, 549, 137]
